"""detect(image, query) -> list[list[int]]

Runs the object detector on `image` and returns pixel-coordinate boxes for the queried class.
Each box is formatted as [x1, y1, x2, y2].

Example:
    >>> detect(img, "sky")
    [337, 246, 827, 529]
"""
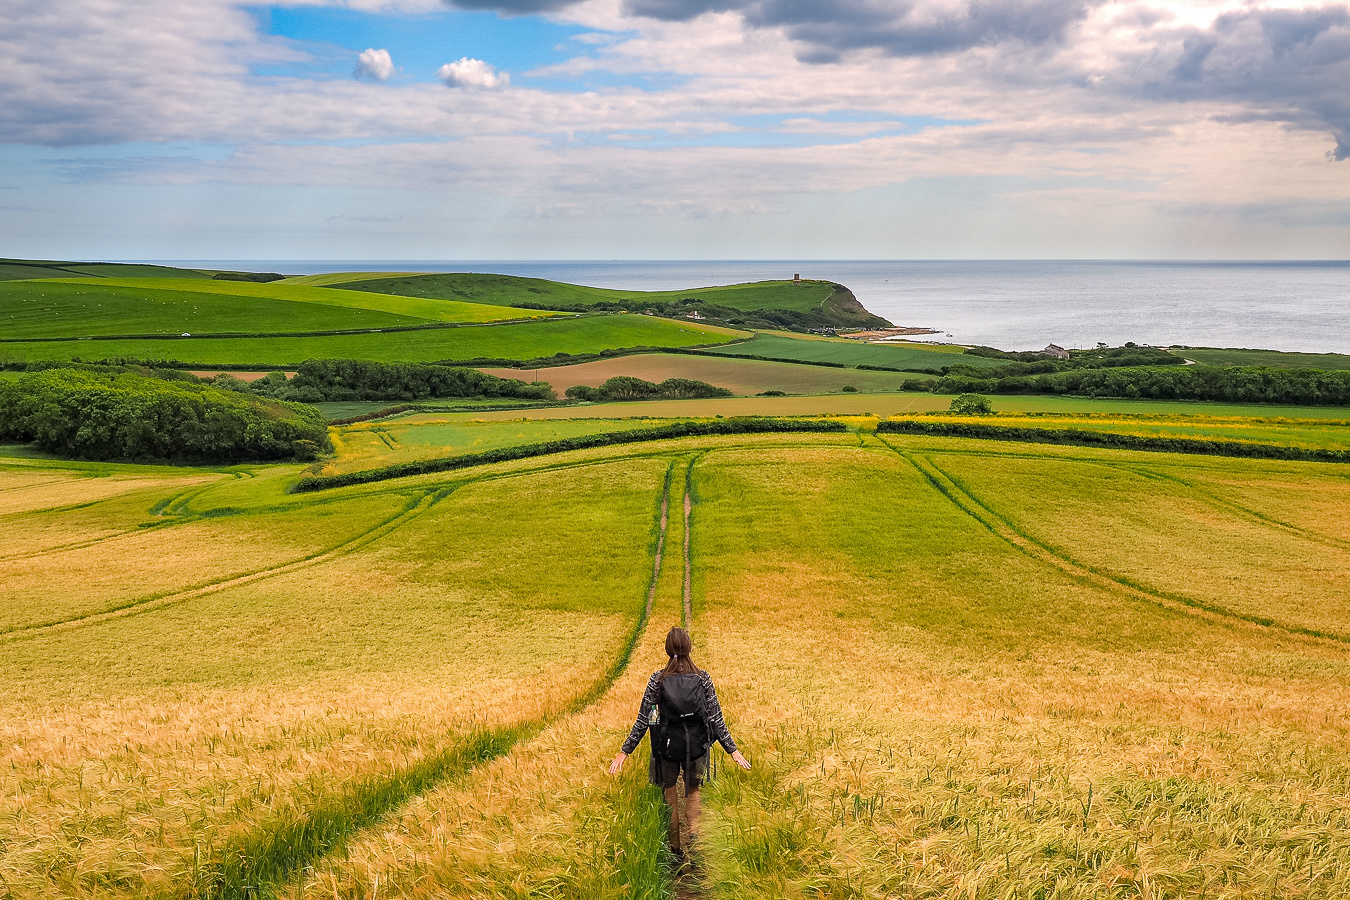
[1, 0, 1349, 260]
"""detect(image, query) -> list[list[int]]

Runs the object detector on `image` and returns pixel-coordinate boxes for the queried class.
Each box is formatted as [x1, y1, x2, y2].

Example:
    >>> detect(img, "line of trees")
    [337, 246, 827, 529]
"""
[929, 364, 1350, 405]
[0, 368, 331, 462]
[214, 359, 556, 403]
[878, 419, 1350, 462]
[564, 376, 732, 402]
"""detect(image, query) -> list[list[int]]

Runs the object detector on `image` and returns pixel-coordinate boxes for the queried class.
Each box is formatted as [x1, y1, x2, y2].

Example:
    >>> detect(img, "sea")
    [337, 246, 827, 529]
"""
[152, 260, 1350, 356]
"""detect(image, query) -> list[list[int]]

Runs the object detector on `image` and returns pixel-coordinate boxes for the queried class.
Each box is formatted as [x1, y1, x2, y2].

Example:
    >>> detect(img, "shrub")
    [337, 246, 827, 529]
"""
[0, 368, 330, 462]
[841, 385, 858, 393]
[565, 385, 601, 402]
[949, 393, 993, 415]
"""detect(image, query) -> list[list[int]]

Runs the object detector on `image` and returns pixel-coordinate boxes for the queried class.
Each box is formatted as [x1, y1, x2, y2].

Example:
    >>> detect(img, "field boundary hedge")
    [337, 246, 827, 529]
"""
[879, 419, 1350, 462]
[293, 418, 849, 492]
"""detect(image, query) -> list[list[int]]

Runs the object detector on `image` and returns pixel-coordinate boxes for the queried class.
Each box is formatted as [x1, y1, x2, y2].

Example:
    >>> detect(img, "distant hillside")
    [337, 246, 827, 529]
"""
[0, 259, 217, 282]
[339, 272, 893, 332]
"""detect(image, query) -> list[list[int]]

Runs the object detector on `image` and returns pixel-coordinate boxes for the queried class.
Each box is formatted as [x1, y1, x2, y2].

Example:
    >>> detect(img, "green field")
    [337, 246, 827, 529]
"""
[8, 257, 1350, 898]
[703, 332, 1001, 369]
[7, 422, 1350, 899]
[338, 272, 837, 313]
[326, 412, 676, 474]
[0, 314, 743, 367]
[0, 278, 554, 341]
[1179, 346, 1350, 369]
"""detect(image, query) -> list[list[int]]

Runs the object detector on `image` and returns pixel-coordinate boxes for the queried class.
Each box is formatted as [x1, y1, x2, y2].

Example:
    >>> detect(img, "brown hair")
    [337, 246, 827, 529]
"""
[660, 626, 700, 679]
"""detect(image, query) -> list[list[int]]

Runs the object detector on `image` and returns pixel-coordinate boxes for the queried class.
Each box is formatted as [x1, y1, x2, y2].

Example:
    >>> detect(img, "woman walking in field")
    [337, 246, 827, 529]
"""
[609, 626, 750, 862]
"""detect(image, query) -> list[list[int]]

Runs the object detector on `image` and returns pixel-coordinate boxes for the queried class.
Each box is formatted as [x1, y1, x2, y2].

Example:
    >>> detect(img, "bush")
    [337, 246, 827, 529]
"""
[0, 368, 331, 462]
[840, 385, 858, 393]
[565, 385, 601, 402]
[949, 393, 993, 415]
[212, 271, 285, 282]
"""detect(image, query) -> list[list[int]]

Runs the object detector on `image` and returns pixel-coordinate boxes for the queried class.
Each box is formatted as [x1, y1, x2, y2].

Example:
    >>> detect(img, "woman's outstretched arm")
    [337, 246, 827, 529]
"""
[609, 671, 661, 774]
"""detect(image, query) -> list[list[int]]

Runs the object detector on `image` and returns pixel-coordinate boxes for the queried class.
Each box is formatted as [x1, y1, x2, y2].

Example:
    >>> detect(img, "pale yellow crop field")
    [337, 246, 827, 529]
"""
[5, 425, 1350, 900]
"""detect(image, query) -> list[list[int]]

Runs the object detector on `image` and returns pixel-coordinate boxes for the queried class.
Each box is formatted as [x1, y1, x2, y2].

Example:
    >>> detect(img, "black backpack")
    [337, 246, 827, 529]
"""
[654, 672, 711, 764]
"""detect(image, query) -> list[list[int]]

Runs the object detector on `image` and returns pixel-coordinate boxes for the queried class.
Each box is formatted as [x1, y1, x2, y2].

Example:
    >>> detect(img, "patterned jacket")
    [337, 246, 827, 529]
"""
[621, 669, 737, 756]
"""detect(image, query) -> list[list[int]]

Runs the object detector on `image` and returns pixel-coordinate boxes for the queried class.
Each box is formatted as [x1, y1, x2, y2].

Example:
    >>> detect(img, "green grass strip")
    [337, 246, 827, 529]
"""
[181, 466, 673, 900]
[184, 727, 529, 900]
[293, 418, 850, 493]
[879, 419, 1350, 463]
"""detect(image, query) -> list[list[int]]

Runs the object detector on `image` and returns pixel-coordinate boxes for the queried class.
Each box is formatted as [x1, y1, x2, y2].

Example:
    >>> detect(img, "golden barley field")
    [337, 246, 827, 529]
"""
[4, 423, 1350, 899]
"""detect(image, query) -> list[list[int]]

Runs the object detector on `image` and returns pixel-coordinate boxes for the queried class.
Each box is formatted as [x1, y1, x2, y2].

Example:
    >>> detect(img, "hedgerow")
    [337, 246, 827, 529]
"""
[878, 419, 1350, 462]
[930, 365, 1350, 405]
[293, 418, 849, 492]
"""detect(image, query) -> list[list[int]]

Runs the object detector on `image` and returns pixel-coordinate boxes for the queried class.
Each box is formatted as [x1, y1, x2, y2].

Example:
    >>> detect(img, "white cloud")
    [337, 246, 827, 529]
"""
[2, 0, 1349, 257]
[353, 48, 394, 82]
[437, 57, 509, 89]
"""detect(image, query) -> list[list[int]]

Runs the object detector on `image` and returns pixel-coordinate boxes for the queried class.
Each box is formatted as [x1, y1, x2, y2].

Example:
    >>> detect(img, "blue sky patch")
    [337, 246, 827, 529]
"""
[250, 5, 597, 82]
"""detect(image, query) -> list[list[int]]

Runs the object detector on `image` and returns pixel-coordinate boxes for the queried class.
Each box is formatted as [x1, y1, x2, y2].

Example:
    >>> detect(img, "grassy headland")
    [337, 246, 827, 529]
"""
[338, 272, 891, 331]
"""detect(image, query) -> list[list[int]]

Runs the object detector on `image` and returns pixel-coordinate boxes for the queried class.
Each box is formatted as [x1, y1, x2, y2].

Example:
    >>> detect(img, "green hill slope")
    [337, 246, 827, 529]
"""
[0, 278, 555, 340]
[339, 273, 891, 330]
[0, 314, 745, 368]
[338, 272, 828, 310]
[0, 259, 217, 282]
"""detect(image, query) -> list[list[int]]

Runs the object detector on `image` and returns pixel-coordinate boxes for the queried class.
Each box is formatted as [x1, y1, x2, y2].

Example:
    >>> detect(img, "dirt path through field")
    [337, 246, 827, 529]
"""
[683, 484, 693, 627]
[252, 462, 683, 900]
[673, 465, 707, 900]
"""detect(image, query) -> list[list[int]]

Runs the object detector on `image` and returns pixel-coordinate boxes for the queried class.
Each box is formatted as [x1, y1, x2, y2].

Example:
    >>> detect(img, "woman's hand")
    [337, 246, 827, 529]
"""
[731, 750, 751, 770]
[608, 752, 628, 775]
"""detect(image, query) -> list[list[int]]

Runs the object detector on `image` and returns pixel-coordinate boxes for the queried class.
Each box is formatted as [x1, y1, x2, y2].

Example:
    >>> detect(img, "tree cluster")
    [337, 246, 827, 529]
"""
[211, 271, 285, 282]
[0, 368, 330, 462]
[564, 376, 732, 402]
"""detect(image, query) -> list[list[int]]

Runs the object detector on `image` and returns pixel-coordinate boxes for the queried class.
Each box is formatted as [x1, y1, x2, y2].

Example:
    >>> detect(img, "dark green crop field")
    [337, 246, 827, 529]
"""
[339, 272, 837, 314]
[0, 314, 743, 367]
[0, 277, 555, 342]
[0, 280, 428, 338]
[702, 332, 1002, 370]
